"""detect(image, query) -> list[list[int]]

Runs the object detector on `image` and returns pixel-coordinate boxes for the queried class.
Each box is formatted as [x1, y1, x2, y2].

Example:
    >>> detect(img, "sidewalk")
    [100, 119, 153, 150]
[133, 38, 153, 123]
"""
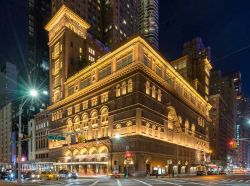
[0, 180, 17, 186]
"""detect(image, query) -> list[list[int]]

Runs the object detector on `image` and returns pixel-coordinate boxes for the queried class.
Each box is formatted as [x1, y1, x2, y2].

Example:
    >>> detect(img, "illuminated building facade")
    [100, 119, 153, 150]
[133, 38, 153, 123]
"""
[171, 38, 212, 101]
[46, 6, 211, 176]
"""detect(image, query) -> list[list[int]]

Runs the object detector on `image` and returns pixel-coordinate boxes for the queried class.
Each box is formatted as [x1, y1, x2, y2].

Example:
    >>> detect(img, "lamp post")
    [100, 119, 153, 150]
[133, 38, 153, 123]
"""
[17, 89, 38, 185]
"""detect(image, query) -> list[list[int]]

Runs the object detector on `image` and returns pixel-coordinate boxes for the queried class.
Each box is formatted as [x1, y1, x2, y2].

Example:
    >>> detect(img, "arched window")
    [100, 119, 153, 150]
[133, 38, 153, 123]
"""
[116, 84, 121, 97]
[100, 107, 108, 125]
[146, 81, 150, 95]
[82, 113, 88, 127]
[146, 123, 150, 135]
[152, 85, 156, 98]
[122, 81, 127, 95]
[91, 111, 98, 127]
[168, 111, 174, 130]
[128, 79, 133, 93]
[74, 116, 80, 131]
[67, 119, 73, 131]
[157, 89, 162, 101]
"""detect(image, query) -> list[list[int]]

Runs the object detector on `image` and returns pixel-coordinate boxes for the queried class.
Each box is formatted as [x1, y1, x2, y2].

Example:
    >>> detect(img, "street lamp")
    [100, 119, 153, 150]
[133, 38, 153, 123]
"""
[17, 89, 39, 184]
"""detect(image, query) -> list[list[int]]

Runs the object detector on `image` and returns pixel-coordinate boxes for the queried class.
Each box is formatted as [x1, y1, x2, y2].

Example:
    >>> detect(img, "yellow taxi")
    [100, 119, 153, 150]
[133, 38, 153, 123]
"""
[40, 171, 59, 180]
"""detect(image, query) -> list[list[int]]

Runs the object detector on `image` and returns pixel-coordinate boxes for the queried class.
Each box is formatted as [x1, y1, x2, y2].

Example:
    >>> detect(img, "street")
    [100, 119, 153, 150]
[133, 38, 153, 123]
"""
[1, 174, 250, 186]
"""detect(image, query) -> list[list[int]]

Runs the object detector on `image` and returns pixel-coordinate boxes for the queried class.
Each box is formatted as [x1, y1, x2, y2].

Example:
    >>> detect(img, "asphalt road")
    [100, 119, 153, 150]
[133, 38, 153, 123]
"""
[1, 174, 250, 186]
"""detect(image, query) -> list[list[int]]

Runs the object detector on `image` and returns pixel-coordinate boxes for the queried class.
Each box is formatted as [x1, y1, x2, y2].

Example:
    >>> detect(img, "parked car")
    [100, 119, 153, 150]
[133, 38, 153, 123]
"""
[0, 172, 15, 181]
[219, 170, 227, 175]
[40, 171, 59, 180]
[22, 171, 40, 179]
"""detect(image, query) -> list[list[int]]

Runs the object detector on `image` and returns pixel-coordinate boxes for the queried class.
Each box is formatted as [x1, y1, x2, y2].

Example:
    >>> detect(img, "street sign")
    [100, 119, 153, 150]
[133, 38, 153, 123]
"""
[48, 135, 65, 140]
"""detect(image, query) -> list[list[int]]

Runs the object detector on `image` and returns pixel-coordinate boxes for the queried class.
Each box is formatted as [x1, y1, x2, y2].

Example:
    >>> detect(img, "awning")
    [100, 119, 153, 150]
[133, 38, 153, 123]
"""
[53, 161, 108, 165]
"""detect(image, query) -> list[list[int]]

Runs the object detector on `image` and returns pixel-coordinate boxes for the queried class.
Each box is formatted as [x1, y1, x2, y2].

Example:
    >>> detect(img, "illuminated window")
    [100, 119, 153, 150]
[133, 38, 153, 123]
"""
[82, 114, 88, 127]
[91, 97, 98, 107]
[152, 86, 156, 98]
[54, 59, 60, 74]
[88, 55, 95, 62]
[101, 108, 108, 125]
[88, 47, 95, 55]
[191, 124, 195, 135]
[79, 47, 82, 53]
[67, 107, 72, 116]
[128, 79, 133, 93]
[54, 42, 60, 59]
[91, 111, 98, 127]
[54, 76, 60, 87]
[82, 100, 88, 110]
[157, 89, 162, 102]
[75, 104, 80, 113]
[185, 121, 189, 134]
[122, 81, 127, 95]
[101, 92, 109, 103]
[127, 121, 132, 133]
[54, 91, 60, 102]
[68, 86, 74, 96]
[146, 81, 150, 95]
[116, 84, 121, 97]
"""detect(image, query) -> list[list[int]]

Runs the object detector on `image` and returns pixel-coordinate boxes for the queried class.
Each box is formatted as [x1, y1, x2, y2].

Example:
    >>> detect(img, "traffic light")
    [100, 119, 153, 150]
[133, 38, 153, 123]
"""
[229, 140, 237, 149]
[125, 151, 131, 159]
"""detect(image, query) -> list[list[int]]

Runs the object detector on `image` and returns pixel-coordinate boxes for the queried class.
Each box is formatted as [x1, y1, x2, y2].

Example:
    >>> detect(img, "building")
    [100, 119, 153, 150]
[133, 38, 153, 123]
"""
[171, 38, 212, 101]
[209, 94, 235, 167]
[138, 0, 159, 48]
[51, 0, 159, 49]
[44, 6, 212, 176]
[24, 111, 53, 171]
[209, 70, 236, 167]
[0, 103, 13, 170]
[28, 0, 51, 110]
[0, 62, 17, 108]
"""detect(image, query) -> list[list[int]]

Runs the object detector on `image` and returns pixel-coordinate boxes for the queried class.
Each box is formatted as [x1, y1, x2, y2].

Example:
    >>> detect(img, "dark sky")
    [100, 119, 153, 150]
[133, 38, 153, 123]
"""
[159, 0, 250, 96]
[0, 0, 250, 96]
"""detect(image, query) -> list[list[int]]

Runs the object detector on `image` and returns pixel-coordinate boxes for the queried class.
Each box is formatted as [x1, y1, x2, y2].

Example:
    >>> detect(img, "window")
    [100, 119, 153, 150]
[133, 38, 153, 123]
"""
[54, 42, 60, 59]
[79, 47, 82, 53]
[67, 107, 72, 116]
[116, 84, 121, 97]
[178, 61, 186, 69]
[80, 77, 91, 89]
[68, 86, 74, 96]
[116, 53, 133, 70]
[75, 104, 80, 113]
[82, 101, 88, 110]
[82, 114, 88, 127]
[88, 47, 95, 55]
[152, 86, 156, 98]
[157, 89, 162, 102]
[91, 111, 98, 127]
[143, 54, 151, 68]
[146, 81, 150, 95]
[88, 55, 95, 62]
[99, 64, 111, 80]
[54, 59, 60, 74]
[156, 65, 162, 77]
[54, 76, 60, 87]
[191, 124, 195, 135]
[122, 81, 127, 95]
[101, 108, 108, 125]
[165, 71, 174, 86]
[54, 91, 60, 102]
[101, 92, 109, 103]
[91, 97, 98, 107]
[128, 79, 133, 93]
[185, 121, 189, 134]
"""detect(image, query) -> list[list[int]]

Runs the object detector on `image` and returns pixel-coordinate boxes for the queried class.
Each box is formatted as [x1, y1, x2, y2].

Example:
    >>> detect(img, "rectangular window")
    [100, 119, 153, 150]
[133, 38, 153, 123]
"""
[54, 42, 60, 59]
[82, 100, 88, 110]
[165, 72, 174, 86]
[75, 104, 80, 113]
[99, 64, 112, 80]
[101, 92, 109, 103]
[54, 59, 60, 74]
[80, 77, 91, 89]
[156, 65, 162, 77]
[116, 53, 133, 70]
[91, 97, 98, 107]
[54, 76, 60, 87]
[68, 86, 74, 96]
[143, 54, 151, 68]
[67, 107, 72, 116]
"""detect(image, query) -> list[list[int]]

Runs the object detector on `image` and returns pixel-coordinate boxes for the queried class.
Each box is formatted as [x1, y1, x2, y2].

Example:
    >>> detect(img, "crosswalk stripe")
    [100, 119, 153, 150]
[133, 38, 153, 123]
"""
[116, 179, 123, 186]
[89, 180, 99, 186]
[133, 179, 153, 186]
[152, 179, 183, 186]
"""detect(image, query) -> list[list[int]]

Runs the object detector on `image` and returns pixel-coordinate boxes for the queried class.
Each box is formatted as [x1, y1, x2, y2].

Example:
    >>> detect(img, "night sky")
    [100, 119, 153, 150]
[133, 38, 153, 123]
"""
[0, 0, 250, 96]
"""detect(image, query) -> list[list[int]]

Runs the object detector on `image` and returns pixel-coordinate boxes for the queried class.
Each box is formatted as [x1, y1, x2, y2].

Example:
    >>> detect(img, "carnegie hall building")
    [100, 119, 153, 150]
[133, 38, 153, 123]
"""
[45, 5, 212, 176]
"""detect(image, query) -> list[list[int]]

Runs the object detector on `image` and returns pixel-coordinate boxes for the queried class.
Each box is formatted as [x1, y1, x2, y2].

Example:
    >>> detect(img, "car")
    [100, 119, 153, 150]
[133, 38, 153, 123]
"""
[197, 170, 206, 176]
[58, 170, 77, 179]
[40, 171, 59, 180]
[0, 172, 15, 181]
[219, 170, 227, 175]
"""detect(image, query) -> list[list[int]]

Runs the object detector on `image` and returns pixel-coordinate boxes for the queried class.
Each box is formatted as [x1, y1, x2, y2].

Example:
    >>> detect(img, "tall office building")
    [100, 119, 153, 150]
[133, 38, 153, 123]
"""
[209, 70, 236, 167]
[51, 0, 159, 49]
[0, 62, 17, 108]
[171, 38, 212, 100]
[139, 0, 159, 48]
[28, 0, 51, 108]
